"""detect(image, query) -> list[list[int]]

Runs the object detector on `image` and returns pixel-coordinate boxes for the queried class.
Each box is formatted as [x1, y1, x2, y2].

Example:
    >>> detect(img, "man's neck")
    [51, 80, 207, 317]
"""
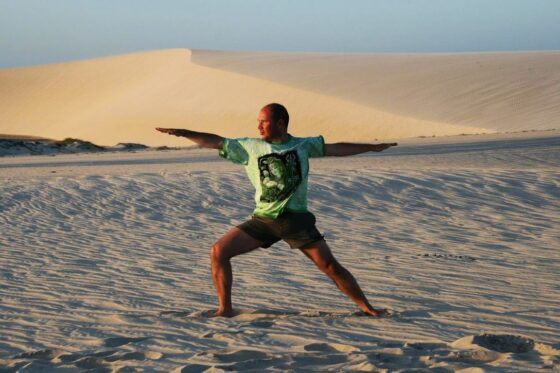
[268, 133, 291, 144]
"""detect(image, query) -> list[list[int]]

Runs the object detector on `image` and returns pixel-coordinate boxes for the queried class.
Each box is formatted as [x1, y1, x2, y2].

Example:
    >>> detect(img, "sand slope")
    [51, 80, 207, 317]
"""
[1, 134, 559, 371]
[7, 48, 560, 147]
[193, 50, 560, 133]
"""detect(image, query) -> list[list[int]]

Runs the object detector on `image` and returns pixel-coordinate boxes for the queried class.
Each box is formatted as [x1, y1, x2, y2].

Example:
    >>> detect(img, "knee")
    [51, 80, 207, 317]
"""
[210, 243, 228, 263]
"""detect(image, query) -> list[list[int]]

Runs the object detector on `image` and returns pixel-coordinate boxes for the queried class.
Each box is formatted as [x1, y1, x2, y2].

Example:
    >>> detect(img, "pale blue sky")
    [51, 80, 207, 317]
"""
[1, 0, 559, 68]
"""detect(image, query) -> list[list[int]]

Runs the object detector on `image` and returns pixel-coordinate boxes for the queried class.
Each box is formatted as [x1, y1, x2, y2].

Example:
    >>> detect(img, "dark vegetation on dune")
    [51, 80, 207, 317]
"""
[0, 136, 163, 157]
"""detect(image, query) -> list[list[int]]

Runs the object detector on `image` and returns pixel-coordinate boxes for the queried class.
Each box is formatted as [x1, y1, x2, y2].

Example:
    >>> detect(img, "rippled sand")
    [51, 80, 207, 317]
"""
[1, 133, 559, 371]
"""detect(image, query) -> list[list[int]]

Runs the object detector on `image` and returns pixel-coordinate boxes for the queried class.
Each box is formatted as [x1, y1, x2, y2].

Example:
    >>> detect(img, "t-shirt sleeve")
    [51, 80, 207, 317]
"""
[306, 136, 326, 158]
[219, 138, 250, 165]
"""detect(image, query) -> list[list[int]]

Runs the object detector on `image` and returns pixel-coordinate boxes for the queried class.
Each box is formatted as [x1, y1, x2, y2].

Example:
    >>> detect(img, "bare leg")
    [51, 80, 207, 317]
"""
[210, 227, 264, 317]
[300, 239, 383, 316]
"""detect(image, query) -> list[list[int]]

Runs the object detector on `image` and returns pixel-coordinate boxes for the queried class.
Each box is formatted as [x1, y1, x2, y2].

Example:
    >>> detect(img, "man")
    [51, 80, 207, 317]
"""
[156, 103, 397, 317]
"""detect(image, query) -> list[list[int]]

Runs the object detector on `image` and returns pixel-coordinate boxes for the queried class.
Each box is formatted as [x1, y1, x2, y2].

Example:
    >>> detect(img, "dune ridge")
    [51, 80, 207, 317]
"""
[6, 48, 558, 146]
[193, 50, 560, 133]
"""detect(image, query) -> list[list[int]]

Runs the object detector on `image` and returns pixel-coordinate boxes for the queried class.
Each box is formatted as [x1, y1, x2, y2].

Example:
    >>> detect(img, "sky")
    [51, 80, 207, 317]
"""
[1, 0, 560, 68]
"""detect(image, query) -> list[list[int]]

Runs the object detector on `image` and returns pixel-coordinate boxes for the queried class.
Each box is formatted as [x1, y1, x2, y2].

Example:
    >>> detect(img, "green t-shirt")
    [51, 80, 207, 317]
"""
[219, 135, 326, 218]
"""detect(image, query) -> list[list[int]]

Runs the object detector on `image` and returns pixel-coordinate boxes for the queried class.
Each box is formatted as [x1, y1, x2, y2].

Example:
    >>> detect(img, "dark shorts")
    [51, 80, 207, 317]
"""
[237, 211, 324, 249]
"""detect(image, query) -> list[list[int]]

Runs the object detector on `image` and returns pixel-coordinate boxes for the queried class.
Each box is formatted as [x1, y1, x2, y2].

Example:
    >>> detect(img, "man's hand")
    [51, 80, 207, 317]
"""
[155, 127, 224, 149]
[156, 128, 186, 137]
[325, 142, 398, 156]
[374, 143, 398, 152]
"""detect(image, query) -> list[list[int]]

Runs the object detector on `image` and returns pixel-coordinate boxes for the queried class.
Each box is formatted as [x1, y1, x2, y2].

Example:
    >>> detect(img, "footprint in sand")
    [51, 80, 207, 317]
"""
[303, 342, 359, 353]
[448, 333, 556, 366]
[7, 350, 66, 372]
[245, 319, 275, 328]
[159, 310, 192, 317]
[291, 353, 349, 366]
[201, 329, 243, 339]
[104, 336, 149, 347]
[58, 350, 116, 363]
[210, 349, 270, 363]
[452, 334, 536, 353]
[416, 253, 477, 262]
[191, 348, 282, 370]
[41, 349, 163, 371]
[73, 356, 111, 370]
[366, 349, 418, 369]
[162, 309, 219, 318]
[448, 348, 503, 364]
[472, 333, 535, 353]
[13, 349, 64, 360]
[105, 350, 163, 362]
[172, 364, 211, 373]
[403, 341, 449, 354]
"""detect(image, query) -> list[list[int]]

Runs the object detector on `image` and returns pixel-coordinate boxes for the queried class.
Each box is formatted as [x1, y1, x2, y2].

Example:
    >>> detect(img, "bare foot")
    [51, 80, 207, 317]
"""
[213, 308, 236, 318]
[360, 307, 387, 317]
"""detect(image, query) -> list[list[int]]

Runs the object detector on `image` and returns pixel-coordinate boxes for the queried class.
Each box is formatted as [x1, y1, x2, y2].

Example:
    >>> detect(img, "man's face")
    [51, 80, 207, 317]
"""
[257, 108, 285, 141]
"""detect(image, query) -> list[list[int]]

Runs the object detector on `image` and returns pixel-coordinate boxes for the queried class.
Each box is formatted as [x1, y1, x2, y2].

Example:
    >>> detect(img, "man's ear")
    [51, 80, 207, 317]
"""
[277, 119, 287, 129]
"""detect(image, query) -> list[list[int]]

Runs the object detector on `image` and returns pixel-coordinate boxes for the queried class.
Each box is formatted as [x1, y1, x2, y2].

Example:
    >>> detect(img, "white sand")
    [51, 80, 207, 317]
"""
[3, 48, 560, 148]
[1, 131, 559, 371]
[193, 50, 560, 133]
[1, 48, 559, 371]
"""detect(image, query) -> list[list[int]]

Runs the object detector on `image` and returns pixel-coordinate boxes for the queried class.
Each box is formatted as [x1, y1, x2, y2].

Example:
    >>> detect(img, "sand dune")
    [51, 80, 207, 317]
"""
[1, 48, 560, 371]
[5, 48, 559, 147]
[193, 50, 560, 133]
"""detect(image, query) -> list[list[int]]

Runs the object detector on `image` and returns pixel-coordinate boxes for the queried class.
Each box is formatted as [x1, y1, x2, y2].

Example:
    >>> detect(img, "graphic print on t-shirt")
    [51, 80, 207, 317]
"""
[258, 151, 302, 203]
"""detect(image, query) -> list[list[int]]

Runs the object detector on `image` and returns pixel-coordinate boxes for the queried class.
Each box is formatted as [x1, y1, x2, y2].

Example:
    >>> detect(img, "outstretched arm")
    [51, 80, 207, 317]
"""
[324, 142, 397, 157]
[156, 128, 224, 149]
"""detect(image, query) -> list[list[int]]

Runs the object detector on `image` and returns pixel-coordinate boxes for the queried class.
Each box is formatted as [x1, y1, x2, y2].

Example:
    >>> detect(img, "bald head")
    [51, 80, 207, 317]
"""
[261, 103, 289, 129]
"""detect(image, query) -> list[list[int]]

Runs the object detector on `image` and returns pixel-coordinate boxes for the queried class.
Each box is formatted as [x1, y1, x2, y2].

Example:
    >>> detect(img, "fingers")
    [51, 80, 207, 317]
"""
[376, 143, 397, 152]
[156, 128, 176, 135]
